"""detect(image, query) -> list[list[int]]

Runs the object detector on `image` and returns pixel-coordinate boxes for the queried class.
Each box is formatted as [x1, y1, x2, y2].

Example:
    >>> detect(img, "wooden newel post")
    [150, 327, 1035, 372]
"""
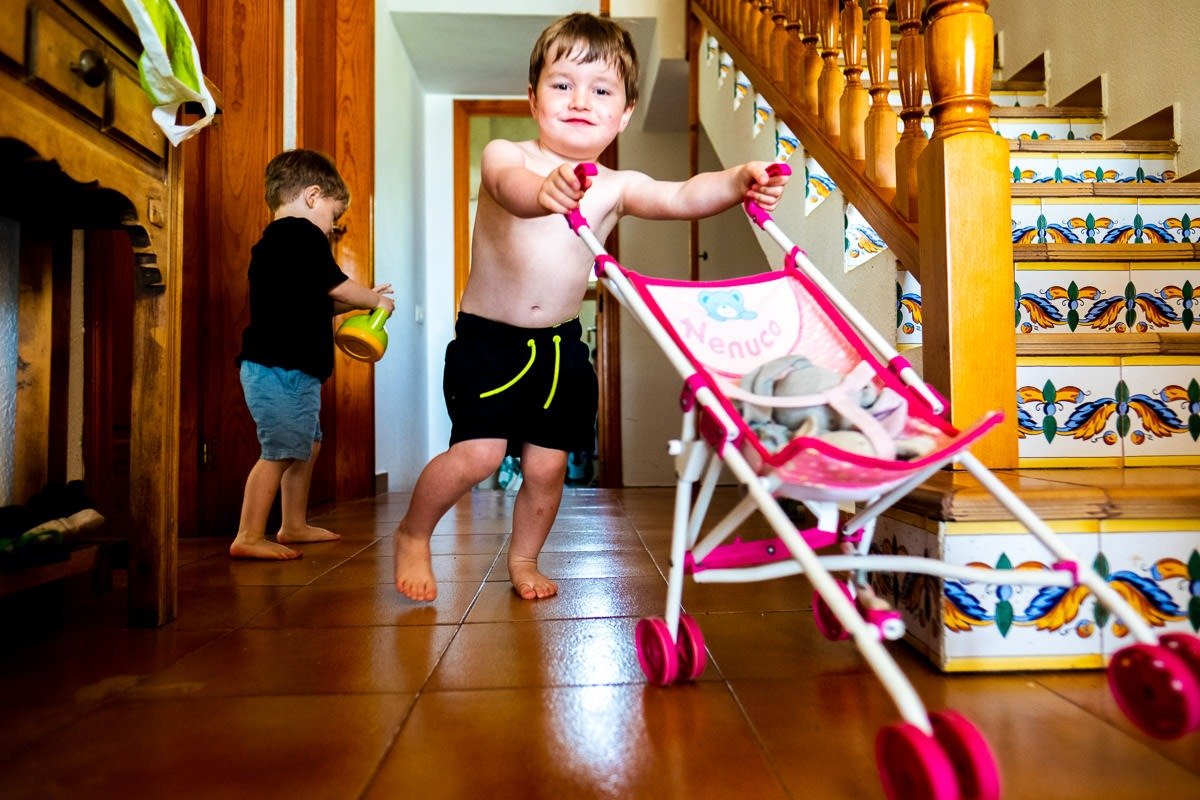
[917, 0, 1017, 468]
[864, 0, 898, 185]
[838, 0, 868, 159]
[817, 0, 844, 137]
[893, 0, 926, 220]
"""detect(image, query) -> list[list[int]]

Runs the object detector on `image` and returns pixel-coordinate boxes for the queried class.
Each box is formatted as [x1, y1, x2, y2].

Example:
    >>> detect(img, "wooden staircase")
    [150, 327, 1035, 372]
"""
[689, 0, 1200, 671]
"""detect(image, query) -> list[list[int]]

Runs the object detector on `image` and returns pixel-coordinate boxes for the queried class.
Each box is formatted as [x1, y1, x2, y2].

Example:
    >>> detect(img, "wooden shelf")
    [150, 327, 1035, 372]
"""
[0, 544, 102, 597]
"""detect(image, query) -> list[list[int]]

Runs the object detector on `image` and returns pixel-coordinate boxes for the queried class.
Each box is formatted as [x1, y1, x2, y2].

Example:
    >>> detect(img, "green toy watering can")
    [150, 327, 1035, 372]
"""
[335, 307, 390, 363]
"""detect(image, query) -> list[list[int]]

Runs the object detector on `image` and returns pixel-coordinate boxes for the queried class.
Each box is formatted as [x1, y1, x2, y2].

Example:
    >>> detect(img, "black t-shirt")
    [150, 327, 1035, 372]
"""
[236, 216, 350, 380]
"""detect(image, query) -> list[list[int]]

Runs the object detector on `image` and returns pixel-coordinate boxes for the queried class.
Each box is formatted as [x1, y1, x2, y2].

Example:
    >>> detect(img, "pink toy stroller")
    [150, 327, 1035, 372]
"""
[566, 163, 1200, 799]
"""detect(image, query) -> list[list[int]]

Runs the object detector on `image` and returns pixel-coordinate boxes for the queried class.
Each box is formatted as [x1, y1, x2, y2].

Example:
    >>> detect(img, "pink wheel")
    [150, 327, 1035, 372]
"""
[929, 710, 1001, 800]
[875, 723, 960, 800]
[812, 581, 855, 641]
[636, 616, 679, 686]
[1107, 643, 1200, 739]
[1160, 632, 1200, 676]
[675, 614, 708, 681]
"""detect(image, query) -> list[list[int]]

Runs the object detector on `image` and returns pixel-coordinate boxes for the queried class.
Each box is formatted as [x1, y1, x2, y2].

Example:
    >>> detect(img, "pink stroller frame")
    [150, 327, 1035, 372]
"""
[566, 163, 1200, 799]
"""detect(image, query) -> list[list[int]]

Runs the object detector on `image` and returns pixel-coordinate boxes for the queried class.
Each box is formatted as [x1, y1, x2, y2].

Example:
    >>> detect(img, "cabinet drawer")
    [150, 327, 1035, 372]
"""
[108, 57, 166, 160]
[0, 2, 27, 67]
[29, 2, 107, 122]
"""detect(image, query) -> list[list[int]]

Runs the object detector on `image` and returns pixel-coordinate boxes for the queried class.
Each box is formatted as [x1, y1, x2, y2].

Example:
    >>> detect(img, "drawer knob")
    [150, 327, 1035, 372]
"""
[70, 49, 108, 88]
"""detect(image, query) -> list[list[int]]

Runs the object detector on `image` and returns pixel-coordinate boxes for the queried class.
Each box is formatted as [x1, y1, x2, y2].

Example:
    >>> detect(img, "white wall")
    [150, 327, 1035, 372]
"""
[374, 5, 429, 491]
[991, 0, 1200, 179]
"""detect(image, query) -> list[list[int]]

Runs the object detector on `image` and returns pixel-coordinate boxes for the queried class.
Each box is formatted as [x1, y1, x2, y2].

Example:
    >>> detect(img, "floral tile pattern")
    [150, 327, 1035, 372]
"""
[873, 515, 1200, 670]
[774, 120, 799, 163]
[804, 156, 835, 216]
[1015, 262, 1129, 334]
[1016, 358, 1125, 464]
[1120, 358, 1200, 463]
[896, 269, 922, 347]
[844, 203, 886, 271]
[991, 116, 1105, 140]
[1010, 152, 1170, 184]
[753, 93, 772, 137]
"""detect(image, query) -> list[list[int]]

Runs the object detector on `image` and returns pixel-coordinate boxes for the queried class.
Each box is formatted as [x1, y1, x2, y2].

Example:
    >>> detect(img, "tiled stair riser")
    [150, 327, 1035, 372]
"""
[1011, 152, 1177, 184]
[1013, 197, 1200, 245]
[1016, 357, 1200, 466]
[992, 117, 1105, 141]
[881, 88, 1045, 108]
[1015, 263, 1199, 335]
[873, 512, 1200, 671]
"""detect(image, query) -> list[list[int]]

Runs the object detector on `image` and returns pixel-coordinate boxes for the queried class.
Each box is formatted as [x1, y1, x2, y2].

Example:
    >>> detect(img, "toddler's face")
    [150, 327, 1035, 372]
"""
[310, 193, 347, 237]
[530, 48, 634, 160]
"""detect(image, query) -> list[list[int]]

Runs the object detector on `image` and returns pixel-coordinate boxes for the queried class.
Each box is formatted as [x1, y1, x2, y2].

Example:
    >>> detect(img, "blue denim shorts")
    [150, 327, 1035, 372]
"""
[240, 360, 322, 461]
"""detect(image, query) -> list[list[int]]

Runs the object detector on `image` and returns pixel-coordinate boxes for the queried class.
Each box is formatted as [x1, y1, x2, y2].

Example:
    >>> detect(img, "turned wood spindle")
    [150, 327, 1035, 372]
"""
[839, 0, 869, 159]
[768, 2, 790, 83]
[783, 1, 805, 104]
[799, 0, 822, 114]
[817, 0, 844, 137]
[924, 0, 995, 139]
[893, 0, 927, 220]
[864, 0, 898, 185]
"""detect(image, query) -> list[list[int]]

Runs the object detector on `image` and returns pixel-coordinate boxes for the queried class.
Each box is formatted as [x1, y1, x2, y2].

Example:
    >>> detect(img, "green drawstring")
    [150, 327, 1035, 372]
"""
[543, 335, 561, 409]
[480, 339, 536, 398]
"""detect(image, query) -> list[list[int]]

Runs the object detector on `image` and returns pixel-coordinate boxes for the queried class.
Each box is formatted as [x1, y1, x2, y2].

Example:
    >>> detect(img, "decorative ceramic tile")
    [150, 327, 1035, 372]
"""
[844, 202, 887, 271]
[804, 156, 836, 216]
[989, 89, 1047, 107]
[1135, 154, 1177, 183]
[1019, 197, 1139, 245]
[733, 69, 751, 110]
[1094, 528, 1200, 653]
[774, 120, 799, 163]
[939, 531, 1104, 663]
[1016, 358, 1125, 464]
[991, 117, 1104, 141]
[1119, 358, 1200, 463]
[705, 35, 719, 66]
[1010, 197, 1043, 241]
[718, 51, 733, 88]
[1124, 265, 1200, 332]
[1135, 198, 1200, 244]
[1054, 153, 1142, 184]
[1009, 152, 1060, 184]
[1015, 263, 1130, 334]
[896, 269, 922, 346]
[753, 93, 772, 138]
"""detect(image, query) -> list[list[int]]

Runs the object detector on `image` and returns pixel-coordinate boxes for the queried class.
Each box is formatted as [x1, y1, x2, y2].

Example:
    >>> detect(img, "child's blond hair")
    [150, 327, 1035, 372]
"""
[528, 13, 639, 106]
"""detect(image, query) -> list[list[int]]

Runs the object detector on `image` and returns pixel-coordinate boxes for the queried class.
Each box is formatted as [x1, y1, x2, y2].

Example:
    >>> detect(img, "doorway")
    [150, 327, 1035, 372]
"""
[452, 99, 622, 487]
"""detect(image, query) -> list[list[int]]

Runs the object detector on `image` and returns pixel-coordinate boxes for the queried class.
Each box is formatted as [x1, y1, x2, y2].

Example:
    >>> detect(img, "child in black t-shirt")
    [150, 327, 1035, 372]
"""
[230, 149, 394, 560]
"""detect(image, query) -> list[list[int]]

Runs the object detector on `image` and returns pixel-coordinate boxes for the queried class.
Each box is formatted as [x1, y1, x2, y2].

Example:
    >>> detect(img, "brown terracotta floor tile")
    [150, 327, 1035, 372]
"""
[0, 694, 412, 800]
[311, 552, 499, 586]
[245, 581, 482, 627]
[365, 684, 790, 800]
[465, 575, 670, 623]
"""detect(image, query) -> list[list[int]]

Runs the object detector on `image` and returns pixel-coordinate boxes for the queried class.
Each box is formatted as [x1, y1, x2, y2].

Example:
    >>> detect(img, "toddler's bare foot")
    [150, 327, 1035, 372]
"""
[277, 525, 340, 544]
[509, 557, 557, 600]
[229, 537, 301, 560]
[394, 522, 437, 601]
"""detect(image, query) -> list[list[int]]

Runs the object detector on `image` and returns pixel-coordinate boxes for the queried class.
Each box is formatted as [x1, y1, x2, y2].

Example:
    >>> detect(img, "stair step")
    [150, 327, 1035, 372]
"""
[895, 466, 1200, 521]
[1015, 333, 1200, 357]
[1013, 183, 1200, 198]
[1010, 139, 1178, 154]
[1013, 243, 1200, 261]
[991, 106, 1103, 120]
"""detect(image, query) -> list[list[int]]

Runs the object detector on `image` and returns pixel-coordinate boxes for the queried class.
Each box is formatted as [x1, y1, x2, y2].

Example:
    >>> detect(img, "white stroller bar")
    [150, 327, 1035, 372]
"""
[563, 162, 1200, 800]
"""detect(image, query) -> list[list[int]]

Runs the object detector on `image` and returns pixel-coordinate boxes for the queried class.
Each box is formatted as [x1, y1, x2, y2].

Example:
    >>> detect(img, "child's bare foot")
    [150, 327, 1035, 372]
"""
[394, 522, 437, 601]
[277, 525, 340, 544]
[229, 538, 301, 560]
[509, 557, 557, 600]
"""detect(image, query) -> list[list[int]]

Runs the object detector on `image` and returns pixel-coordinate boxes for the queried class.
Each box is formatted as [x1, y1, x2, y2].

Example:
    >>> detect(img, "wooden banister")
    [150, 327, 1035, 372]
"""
[864, 0, 898, 187]
[799, 0, 822, 114]
[894, 0, 927, 221]
[838, 0, 868, 159]
[817, 0, 844, 137]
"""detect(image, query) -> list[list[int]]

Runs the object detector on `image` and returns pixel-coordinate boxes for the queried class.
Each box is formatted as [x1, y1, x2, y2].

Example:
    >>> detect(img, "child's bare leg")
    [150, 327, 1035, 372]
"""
[508, 444, 567, 600]
[277, 440, 339, 544]
[230, 458, 299, 560]
[395, 439, 506, 601]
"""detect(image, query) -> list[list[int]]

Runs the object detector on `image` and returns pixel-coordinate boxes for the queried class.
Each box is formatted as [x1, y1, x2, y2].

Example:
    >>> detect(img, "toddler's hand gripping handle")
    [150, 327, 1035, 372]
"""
[565, 162, 599, 232]
[743, 161, 792, 229]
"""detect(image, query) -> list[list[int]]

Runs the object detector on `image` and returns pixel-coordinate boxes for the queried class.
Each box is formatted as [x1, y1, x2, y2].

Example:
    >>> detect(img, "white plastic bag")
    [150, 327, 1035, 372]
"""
[120, 0, 216, 145]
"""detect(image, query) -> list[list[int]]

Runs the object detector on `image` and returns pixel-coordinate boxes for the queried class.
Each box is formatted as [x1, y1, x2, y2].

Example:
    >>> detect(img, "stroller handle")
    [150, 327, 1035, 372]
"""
[743, 161, 792, 229]
[564, 162, 600, 233]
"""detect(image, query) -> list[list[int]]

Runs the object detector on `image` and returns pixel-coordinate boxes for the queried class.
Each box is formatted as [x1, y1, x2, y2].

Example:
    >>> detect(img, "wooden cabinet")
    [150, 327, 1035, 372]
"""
[1, 0, 197, 625]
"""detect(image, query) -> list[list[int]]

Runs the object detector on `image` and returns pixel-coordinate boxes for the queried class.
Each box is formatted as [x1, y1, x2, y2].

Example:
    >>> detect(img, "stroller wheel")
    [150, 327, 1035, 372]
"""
[675, 614, 707, 681]
[1160, 632, 1200, 677]
[635, 617, 680, 686]
[1107, 643, 1200, 739]
[875, 722, 960, 800]
[929, 710, 1001, 800]
[812, 581, 855, 641]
